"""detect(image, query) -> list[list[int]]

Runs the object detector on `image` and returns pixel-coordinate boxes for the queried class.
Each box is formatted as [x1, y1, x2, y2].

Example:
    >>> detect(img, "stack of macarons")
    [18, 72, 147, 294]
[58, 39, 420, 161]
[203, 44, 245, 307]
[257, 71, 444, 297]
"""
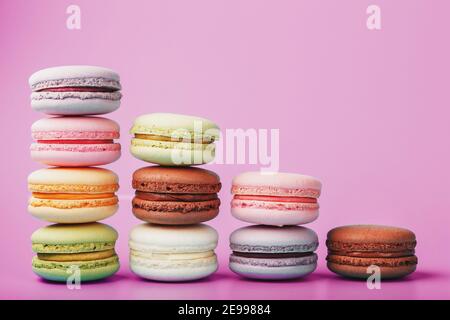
[28, 65, 123, 282]
[128, 113, 221, 281]
[229, 171, 322, 280]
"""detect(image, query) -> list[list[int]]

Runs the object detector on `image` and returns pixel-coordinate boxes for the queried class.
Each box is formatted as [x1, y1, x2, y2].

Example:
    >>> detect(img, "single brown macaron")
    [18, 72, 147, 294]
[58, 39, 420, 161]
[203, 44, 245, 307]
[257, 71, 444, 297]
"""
[326, 225, 417, 279]
[132, 166, 221, 225]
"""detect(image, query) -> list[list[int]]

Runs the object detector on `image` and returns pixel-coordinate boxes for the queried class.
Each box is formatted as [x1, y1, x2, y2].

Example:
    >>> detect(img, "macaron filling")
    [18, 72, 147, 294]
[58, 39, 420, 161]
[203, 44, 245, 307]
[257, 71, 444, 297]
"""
[32, 192, 116, 200]
[37, 249, 116, 262]
[29, 183, 118, 194]
[37, 139, 114, 144]
[132, 195, 220, 213]
[230, 252, 318, 267]
[39, 86, 118, 93]
[30, 195, 118, 209]
[232, 252, 313, 259]
[134, 133, 215, 144]
[135, 191, 218, 202]
[233, 195, 317, 203]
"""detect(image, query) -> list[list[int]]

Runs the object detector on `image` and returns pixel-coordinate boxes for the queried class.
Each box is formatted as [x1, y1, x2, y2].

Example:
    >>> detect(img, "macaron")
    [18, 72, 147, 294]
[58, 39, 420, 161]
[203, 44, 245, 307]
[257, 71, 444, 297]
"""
[132, 166, 221, 225]
[231, 171, 322, 226]
[229, 225, 319, 280]
[28, 167, 119, 223]
[326, 225, 418, 279]
[29, 65, 122, 115]
[31, 117, 121, 167]
[31, 223, 119, 282]
[130, 113, 220, 166]
[129, 223, 218, 282]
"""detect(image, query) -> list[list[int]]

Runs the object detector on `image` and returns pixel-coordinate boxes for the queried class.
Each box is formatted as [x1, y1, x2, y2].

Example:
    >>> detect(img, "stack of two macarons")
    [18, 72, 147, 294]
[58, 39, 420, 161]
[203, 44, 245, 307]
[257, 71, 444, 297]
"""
[28, 66, 123, 282]
[128, 113, 222, 281]
[229, 171, 322, 280]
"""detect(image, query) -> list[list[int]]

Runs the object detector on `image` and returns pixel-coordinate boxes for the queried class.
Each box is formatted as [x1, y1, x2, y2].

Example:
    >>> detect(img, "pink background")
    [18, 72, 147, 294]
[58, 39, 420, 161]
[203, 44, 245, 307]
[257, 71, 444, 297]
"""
[1, 0, 450, 299]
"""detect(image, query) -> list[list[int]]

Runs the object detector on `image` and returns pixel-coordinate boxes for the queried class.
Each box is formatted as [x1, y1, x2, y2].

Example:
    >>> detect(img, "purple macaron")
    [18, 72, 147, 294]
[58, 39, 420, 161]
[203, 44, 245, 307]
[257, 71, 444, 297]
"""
[29, 65, 122, 115]
[229, 225, 318, 280]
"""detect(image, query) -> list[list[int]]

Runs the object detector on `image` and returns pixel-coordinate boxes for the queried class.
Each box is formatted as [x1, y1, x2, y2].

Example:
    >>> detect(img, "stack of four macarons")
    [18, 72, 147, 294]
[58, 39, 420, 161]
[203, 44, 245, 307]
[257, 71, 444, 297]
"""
[28, 66, 123, 282]
[128, 113, 222, 281]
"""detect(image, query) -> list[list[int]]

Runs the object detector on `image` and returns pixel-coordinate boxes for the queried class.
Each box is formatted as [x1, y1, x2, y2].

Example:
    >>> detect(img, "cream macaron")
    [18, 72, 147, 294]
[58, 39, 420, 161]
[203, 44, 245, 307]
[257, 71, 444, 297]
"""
[28, 167, 119, 223]
[129, 223, 218, 281]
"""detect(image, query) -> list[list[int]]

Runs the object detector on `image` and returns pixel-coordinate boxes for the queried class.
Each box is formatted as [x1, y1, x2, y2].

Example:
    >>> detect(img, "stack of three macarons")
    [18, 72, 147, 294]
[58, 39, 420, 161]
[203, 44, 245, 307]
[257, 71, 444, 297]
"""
[128, 113, 222, 282]
[28, 65, 123, 282]
[229, 171, 322, 280]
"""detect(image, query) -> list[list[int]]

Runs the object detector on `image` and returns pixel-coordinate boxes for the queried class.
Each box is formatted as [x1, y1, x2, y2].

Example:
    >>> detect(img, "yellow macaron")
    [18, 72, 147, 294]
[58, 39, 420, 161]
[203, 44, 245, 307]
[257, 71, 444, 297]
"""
[28, 167, 119, 223]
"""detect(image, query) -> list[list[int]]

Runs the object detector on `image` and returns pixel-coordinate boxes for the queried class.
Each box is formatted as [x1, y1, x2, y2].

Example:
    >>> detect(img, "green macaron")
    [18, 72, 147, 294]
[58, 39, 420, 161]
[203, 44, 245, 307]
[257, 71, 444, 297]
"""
[31, 223, 120, 282]
[130, 113, 220, 166]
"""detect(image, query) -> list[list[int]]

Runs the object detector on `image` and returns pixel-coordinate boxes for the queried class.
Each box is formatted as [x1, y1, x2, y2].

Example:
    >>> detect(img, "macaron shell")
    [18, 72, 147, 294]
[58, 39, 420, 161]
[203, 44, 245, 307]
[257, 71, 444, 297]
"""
[130, 140, 215, 166]
[327, 261, 416, 280]
[31, 222, 118, 247]
[28, 167, 118, 186]
[231, 205, 319, 226]
[31, 97, 120, 116]
[31, 146, 121, 167]
[31, 116, 120, 137]
[129, 223, 218, 253]
[230, 257, 317, 280]
[132, 166, 221, 193]
[130, 113, 219, 138]
[130, 255, 217, 282]
[32, 255, 119, 282]
[28, 204, 118, 224]
[230, 225, 319, 253]
[232, 171, 322, 197]
[132, 206, 219, 225]
[29, 65, 120, 88]
[326, 225, 416, 249]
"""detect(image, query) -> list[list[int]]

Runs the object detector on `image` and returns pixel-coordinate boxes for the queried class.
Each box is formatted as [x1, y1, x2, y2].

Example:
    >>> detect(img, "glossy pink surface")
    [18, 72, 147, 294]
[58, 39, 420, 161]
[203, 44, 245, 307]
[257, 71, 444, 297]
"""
[1, 0, 450, 299]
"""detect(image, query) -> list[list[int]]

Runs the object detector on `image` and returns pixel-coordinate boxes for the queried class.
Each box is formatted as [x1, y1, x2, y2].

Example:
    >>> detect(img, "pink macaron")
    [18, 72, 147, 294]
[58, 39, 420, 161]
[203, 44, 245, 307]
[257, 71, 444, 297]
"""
[231, 171, 322, 226]
[31, 116, 121, 167]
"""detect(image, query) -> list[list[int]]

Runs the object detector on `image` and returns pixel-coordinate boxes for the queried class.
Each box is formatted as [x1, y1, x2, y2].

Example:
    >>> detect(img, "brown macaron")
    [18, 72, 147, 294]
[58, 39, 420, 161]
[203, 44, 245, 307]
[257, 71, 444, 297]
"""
[326, 225, 417, 279]
[132, 166, 221, 225]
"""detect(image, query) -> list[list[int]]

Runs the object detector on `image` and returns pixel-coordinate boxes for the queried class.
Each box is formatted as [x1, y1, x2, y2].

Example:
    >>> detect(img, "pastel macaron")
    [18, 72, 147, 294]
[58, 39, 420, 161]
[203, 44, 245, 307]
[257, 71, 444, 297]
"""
[32, 223, 120, 282]
[231, 172, 322, 226]
[129, 223, 218, 282]
[29, 65, 122, 115]
[31, 116, 121, 167]
[132, 166, 221, 225]
[28, 167, 119, 223]
[229, 225, 319, 280]
[326, 225, 418, 279]
[130, 113, 220, 166]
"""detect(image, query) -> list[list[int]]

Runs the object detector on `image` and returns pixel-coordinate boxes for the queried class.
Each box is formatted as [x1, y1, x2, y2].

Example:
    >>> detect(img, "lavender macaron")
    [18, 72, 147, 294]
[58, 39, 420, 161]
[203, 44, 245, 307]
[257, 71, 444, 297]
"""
[229, 225, 318, 280]
[29, 65, 122, 115]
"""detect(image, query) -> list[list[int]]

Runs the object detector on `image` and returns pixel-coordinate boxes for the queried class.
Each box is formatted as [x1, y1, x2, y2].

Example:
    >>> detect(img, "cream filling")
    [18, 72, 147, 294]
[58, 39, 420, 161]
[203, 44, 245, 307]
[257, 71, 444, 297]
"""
[131, 138, 214, 151]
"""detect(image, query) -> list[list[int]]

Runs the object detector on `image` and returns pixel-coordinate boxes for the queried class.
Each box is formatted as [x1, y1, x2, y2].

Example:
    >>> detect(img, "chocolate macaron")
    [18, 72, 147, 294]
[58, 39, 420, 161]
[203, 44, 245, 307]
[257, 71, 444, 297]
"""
[326, 225, 417, 279]
[132, 166, 221, 225]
